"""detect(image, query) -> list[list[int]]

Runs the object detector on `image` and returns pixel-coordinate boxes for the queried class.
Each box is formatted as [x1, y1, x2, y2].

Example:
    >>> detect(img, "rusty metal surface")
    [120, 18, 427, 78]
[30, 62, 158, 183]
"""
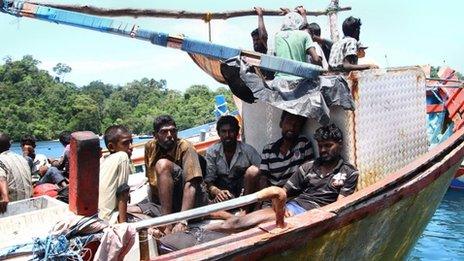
[68, 131, 100, 216]
[348, 67, 428, 190]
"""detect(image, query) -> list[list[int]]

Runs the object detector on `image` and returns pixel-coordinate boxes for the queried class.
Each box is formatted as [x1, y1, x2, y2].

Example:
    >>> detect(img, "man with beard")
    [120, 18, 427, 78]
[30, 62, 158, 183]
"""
[260, 111, 315, 188]
[134, 115, 204, 233]
[204, 116, 261, 203]
[204, 124, 359, 232]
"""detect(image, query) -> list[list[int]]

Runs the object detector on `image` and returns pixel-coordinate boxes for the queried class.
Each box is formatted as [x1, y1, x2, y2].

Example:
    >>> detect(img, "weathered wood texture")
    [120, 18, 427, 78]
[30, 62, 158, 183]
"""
[30, 3, 351, 19]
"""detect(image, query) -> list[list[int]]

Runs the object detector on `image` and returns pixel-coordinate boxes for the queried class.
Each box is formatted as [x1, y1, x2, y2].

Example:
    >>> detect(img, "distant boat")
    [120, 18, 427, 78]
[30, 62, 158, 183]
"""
[137, 135, 153, 139]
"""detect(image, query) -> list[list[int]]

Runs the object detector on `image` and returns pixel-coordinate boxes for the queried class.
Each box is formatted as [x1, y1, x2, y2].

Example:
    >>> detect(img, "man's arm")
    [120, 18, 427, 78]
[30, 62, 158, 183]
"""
[0, 177, 9, 214]
[295, 6, 308, 27]
[338, 170, 359, 200]
[342, 56, 378, 71]
[307, 47, 322, 66]
[117, 189, 129, 223]
[254, 7, 268, 50]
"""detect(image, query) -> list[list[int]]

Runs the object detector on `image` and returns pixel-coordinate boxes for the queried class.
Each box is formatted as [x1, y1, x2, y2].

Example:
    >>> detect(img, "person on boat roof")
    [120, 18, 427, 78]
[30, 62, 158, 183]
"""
[251, 7, 268, 54]
[130, 115, 207, 234]
[274, 11, 322, 78]
[98, 125, 133, 224]
[204, 115, 261, 205]
[294, 6, 329, 70]
[20, 134, 67, 188]
[260, 111, 315, 188]
[328, 16, 378, 71]
[250, 7, 275, 80]
[205, 124, 359, 233]
[0, 132, 32, 213]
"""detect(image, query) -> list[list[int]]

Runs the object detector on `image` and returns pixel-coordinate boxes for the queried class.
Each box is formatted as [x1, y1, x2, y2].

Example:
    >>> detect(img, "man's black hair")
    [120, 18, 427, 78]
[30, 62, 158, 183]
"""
[20, 134, 37, 148]
[342, 16, 362, 38]
[307, 22, 321, 36]
[314, 123, 343, 143]
[251, 28, 259, 37]
[104, 125, 130, 148]
[216, 115, 240, 133]
[280, 110, 307, 125]
[153, 115, 176, 133]
[0, 132, 11, 153]
[59, 131, 72, 146]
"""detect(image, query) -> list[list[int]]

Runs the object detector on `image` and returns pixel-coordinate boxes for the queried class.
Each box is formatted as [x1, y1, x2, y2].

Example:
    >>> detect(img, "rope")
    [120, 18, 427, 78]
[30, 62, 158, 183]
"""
[266, 103, 273, 143]
[203, 12, 212, 23]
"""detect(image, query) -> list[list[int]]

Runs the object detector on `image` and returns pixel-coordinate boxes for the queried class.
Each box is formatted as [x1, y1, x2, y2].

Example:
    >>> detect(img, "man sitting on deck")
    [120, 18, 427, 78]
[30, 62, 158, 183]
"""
[260, 111, 315, 189]
[130, 115, 206, 233]
[0, 132, 32, 213]
[20, 134, 67, 188]
[205, 124, 359, 232]
[204, 115, 261, 203]
[328, 16, 378, 71]
[98, 125, 133, 224]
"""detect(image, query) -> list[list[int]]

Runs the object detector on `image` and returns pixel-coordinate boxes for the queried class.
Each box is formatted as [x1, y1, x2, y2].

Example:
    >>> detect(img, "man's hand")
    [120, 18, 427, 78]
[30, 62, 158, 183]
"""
[295, 6, 306, 15]
[279, 7, 291, 15]
[0, 197, 8, 214]
[368, 64, 379, 69]
[39, 166, 48, 177]
[171, 222, 187, 233]
[254, 6, 264, 16]
[0, 200, 8, 213]
[212, 188, 234, 202]
[0, 178, 9, 214]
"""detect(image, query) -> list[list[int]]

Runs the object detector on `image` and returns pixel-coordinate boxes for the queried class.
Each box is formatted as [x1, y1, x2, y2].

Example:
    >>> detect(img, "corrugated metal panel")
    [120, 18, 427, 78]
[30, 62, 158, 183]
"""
[242, 67, 428, 190]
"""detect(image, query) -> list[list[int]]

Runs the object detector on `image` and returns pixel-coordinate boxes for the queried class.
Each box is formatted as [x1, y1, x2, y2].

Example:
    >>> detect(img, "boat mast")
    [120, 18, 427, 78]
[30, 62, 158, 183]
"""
[327, 0, 341, 42]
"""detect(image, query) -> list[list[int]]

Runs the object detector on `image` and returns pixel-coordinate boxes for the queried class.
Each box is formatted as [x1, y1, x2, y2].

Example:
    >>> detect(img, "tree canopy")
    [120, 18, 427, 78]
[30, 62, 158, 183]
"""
[0, 56, 236, 141]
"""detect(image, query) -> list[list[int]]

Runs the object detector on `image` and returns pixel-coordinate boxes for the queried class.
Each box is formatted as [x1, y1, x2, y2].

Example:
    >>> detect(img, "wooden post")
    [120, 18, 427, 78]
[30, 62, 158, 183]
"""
[139, 228, 150, 260]
[68, 131, 100, 216]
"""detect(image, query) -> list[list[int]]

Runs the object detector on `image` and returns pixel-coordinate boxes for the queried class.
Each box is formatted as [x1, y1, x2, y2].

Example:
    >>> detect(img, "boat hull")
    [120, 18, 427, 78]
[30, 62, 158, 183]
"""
[265, 158, 458, 260]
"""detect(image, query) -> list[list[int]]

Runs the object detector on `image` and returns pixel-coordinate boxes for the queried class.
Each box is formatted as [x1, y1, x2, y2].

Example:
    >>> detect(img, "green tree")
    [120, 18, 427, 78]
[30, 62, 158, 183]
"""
[53, 63, 72, 82]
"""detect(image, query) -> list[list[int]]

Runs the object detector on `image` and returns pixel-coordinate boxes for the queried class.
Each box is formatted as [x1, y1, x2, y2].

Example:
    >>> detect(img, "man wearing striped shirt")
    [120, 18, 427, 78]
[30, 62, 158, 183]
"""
[260, 111, 315, 188]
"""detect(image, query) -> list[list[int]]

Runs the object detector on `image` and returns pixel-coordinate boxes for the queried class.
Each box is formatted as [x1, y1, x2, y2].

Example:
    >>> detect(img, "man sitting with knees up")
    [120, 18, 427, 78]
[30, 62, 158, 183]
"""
[129, 115, 205, 234]
[205, 123, 359, 233]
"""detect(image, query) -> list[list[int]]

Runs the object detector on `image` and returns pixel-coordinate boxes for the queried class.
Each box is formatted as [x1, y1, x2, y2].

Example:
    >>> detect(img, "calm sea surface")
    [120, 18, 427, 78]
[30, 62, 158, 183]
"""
[10, 140, 464, 260]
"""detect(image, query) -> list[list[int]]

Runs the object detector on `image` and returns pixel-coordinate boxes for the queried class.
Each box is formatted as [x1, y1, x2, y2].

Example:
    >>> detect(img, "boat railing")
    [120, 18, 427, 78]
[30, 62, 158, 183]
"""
[132, 186, 286, 230]
[130, 186, 286, 258]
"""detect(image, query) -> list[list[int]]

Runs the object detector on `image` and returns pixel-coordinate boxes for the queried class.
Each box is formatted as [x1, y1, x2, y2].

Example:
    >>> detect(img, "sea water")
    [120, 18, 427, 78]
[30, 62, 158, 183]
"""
[9, 140, 464, 260]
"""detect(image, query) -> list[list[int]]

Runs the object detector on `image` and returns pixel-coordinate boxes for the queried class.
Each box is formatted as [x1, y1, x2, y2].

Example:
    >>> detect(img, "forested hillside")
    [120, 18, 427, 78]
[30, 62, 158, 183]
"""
[0, 56, 235, 140]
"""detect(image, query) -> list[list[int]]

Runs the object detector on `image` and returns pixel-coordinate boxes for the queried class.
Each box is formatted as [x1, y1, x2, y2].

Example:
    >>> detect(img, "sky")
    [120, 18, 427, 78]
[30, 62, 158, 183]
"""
[0, 0, 462, 91]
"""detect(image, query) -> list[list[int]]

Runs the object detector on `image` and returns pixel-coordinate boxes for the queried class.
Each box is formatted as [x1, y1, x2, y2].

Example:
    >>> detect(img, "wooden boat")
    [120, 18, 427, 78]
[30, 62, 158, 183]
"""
[2, 1, 464, 260]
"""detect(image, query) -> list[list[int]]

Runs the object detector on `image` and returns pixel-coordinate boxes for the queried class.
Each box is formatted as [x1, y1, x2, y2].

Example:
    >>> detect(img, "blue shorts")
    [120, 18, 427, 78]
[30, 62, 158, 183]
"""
[285, 200, 306, 216]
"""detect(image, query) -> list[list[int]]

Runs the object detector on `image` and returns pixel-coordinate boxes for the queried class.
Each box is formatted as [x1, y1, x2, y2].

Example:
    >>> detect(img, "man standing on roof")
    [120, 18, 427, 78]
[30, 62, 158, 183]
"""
[205, 124, 359, 233]
[204, 115, 261, 204]
[0, 132, 32, 213]
[328, 16, 378, 71]
[274, 11, 322, 78]
[133, 115, 205, 233]
[260, 111, 315, 188]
